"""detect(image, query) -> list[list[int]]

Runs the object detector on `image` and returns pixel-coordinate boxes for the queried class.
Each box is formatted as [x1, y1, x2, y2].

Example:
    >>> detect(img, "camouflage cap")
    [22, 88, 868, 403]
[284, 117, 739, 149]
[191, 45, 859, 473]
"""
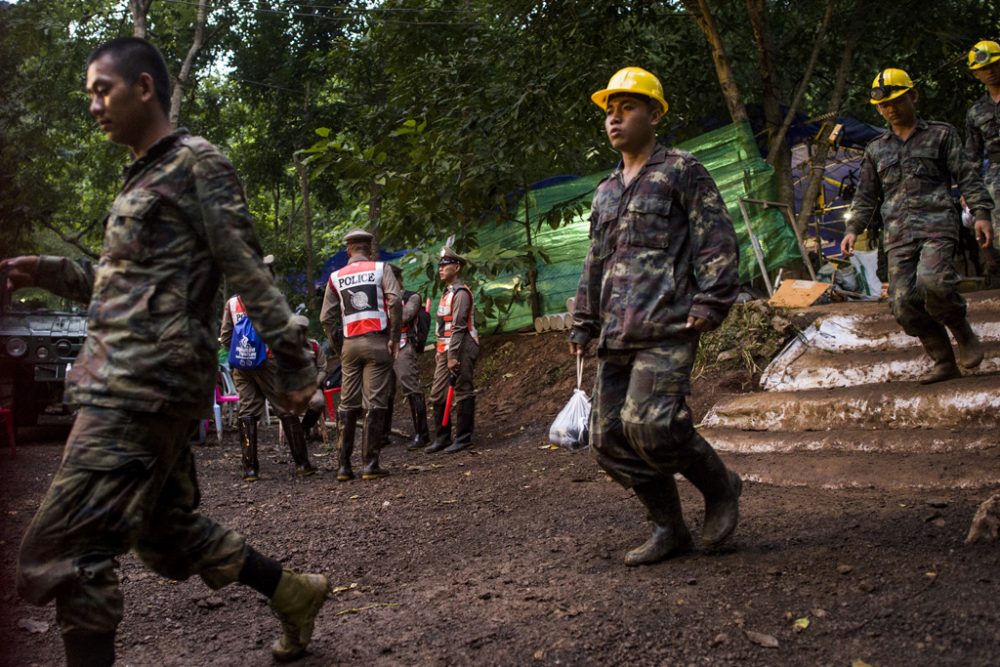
[343, 228, 374, 244]
[438, 246, 466, 266]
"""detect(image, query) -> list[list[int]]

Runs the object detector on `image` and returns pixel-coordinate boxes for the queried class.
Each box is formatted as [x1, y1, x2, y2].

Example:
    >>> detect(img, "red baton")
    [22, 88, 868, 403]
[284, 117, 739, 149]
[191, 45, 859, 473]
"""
[442, 385, 455, 426]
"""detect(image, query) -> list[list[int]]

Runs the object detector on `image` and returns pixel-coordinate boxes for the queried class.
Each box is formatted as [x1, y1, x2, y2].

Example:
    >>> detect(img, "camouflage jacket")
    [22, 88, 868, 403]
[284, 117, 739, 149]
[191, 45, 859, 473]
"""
[965, 93, 1000, 177]
[570, 144, 740, 350]
[34, 130, 314, 418]
[847, 120, 993, 250]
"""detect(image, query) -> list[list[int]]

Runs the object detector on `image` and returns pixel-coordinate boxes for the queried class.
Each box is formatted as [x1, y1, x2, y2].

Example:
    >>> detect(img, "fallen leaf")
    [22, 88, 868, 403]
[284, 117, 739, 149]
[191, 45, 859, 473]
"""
[330, 583, 359, 594]
[837, 564, 853, 575]
[335, 602, 400, 616]
[852, 660, 874, 667]
[17, 618, 49, 634]
[793, 617, 810, 632]
[744, 630, 779, 648]
[349, 494, 361, 500]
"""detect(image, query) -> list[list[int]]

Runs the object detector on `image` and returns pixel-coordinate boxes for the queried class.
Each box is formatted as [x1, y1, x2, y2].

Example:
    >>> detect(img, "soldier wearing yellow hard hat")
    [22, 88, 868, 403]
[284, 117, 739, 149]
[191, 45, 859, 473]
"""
[964, 40, 1000, 275]
[844, 67, 994, 383]
[572, 67, 742, 567]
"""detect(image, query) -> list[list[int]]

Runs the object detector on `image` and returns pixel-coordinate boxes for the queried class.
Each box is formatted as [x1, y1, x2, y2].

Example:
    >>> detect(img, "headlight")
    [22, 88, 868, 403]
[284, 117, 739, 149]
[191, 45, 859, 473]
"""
[5, 337, 27, 357]
[36, 346, 50, 360]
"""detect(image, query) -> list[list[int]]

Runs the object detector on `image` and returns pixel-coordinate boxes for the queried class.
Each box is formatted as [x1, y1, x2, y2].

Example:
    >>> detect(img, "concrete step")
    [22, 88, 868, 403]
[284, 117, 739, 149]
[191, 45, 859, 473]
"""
[760, 340, 1000, 392]
[720, 448, 1000, 490]
[703, 427, 999, 454]
[702, 373, 1000, 432]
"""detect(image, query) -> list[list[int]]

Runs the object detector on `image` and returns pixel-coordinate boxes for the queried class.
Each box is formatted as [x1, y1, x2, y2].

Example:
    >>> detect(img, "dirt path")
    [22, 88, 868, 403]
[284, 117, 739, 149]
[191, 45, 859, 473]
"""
[2, 331, 999, 666]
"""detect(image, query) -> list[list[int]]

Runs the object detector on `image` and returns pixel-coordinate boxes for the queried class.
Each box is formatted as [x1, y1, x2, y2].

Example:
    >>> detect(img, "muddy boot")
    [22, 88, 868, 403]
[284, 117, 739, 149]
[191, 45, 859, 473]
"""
[63, 630, 115, 667]
[380, 398, 394, 448]
[681, 434, 742, 547]
[625, 478, 693, 566]
[300, 408, 322, 441]
[918, 327, 962, 384]
[269, 569, 330, 662]
[362, 408, 390, 480]
[336, 409, 359, 482]
[280, 415, 315, 477]
[424, 401, 451, 453]
[945, 318, 983, 370]
[444, 396, 474, 453]
[406, 393, 431, 450]
[238, 416, 260, 481]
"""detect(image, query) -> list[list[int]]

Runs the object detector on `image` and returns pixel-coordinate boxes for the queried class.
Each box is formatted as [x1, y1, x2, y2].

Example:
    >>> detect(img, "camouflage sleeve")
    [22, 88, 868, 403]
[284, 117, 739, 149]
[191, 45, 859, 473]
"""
[219, 300, 233, 349]
[965, 107, 985, 167]
[191, 151, 312, 393]
[946, 124, 993, 220]
[319, 281, 343, 356]
[382, 268, 402, 346]
[401, 292, 421, 325]
[33, 256, 94, 305]
[847, 150, 880, 237]
[570, 206, 602, 346]
[447, 288, 474, 360]
[680, 162, 740, 325]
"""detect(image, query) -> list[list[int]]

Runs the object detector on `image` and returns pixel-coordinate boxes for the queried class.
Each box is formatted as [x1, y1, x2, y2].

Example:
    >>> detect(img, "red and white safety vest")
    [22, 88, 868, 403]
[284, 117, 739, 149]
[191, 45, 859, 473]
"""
[436, 285, 479, 353]
[227, 295, 272, 359]
[329, 261, 390, 338]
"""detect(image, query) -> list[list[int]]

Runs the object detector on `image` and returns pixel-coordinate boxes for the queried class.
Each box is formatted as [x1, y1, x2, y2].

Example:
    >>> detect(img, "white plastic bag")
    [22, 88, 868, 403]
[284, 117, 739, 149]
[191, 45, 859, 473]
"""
[549, 357, 591, 451]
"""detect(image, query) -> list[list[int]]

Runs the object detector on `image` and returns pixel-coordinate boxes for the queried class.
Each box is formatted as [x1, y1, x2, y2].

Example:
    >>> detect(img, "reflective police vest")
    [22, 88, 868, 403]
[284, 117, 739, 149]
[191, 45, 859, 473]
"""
[329, 261, 390, 338]
[436, 285, 479, 353]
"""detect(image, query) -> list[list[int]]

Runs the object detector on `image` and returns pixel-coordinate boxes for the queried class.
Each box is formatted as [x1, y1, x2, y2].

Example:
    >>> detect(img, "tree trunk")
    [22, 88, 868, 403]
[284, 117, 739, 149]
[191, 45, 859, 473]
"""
[294, 154, 317, 317]
[168, 0, 208, 128]
[765, 0, 835, 163]
[368, 182, 383, 257]
[681, 0, 747, 122]
[129, 0, 153, 38]
[794, 28, 858, 233]
[521, 179, 543, 320]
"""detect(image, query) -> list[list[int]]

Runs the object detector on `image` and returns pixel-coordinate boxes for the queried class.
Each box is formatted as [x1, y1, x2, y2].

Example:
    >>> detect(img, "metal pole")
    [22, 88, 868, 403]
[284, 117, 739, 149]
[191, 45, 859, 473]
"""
[740, 197, 817, 281]
[737, 198, 774, 295]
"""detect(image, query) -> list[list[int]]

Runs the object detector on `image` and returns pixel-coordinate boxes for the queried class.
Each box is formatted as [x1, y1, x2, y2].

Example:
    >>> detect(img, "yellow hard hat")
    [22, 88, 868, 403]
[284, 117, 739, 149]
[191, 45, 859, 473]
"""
[968, 40, 1000, 70]
[591, 67, 669, 114]
[869, 68, 914, 105]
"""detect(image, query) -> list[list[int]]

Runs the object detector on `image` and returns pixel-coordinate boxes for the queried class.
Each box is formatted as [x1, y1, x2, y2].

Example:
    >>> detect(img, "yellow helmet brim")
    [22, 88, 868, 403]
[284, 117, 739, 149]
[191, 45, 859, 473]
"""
[591, 88, 669, 115]
[869, 86, 911, 105]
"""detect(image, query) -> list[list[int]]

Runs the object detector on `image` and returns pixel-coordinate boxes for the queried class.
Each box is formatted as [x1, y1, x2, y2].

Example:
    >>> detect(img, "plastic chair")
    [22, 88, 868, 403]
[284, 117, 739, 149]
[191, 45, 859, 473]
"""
[323, 387, 341, 426]
[0, 407, 14, 458]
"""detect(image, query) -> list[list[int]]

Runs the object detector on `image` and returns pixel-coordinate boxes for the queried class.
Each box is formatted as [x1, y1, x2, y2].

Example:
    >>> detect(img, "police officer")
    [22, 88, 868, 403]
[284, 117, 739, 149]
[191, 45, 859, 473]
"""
[425, 247, 479, 454]
[388, 264, 432, 450]
[2, 38, 328, 665]
[843, 68, 994, 383]
[320, 229, 401, 481]
[965, 41, 1000, 278]
[220, 256, 316, 480]
[570, 67, 742, 567]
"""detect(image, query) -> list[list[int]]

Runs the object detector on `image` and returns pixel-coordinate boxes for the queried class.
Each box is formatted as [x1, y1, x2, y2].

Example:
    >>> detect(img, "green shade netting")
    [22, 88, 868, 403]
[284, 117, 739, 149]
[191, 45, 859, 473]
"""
[413, 121, 801, 336]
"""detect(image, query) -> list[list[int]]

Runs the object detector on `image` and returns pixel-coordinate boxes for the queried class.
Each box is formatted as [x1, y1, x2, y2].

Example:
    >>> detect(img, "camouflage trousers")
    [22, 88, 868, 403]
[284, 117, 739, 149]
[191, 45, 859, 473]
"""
[17, 406, 247, 636]
[887, 237, 967, 337]
[591, 341, 705, 488]
[986, 164, 1000, 246]
[233, 360, 292, 419]
[340, 334, 394, 411]
[393, 342, 423, 398]
[430, 341, 479, 406]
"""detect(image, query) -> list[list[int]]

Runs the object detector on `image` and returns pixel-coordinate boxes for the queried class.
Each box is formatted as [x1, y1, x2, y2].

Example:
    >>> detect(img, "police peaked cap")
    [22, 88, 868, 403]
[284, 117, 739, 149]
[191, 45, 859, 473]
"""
[438, 246, 466, 266]
[343, 229, 374, 244]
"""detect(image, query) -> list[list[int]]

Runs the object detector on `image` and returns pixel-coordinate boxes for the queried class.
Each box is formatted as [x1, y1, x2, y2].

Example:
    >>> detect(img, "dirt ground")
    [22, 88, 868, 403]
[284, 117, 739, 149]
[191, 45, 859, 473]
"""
[2, 330, 999, 666]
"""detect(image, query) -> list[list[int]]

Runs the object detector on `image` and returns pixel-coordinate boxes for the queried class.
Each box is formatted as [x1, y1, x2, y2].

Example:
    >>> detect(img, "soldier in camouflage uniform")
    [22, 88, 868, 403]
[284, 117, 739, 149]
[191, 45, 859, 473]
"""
[1, 39, 329, 666]
[844, 68, 994, 384]
[569, 67, 742, 567]
[320, 229, 402, 481]
[220, 258, 316, 480]
[964, 41, 1000, 279]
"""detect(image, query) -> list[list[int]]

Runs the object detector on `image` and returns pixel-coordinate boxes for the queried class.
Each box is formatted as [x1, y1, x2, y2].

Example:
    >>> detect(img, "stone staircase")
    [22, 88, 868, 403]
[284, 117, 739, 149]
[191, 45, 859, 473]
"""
[701, 291, 1000, 490]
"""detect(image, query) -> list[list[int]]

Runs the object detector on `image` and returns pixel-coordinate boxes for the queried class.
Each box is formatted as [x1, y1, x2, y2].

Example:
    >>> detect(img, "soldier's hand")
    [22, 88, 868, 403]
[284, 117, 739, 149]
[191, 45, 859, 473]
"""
[974, 218, 993, 249]
[0, 256, 40, 291]
[280, 384, 314, 415]
[568, 341, 588, 357]
[685, 316, 715, 333]
[841, 233, 857, 257]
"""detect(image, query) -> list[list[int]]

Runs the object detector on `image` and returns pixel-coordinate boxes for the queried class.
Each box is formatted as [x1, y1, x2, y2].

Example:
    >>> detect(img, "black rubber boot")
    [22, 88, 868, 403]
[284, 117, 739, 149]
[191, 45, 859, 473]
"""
[301, 408, 322, 440]
[625, 478, 693, 566]
[681, 434, 742, 547]
[406, 393, 431, 450]
[945, 318, 983, 370]
[362, 408, 390, 480]
[381, 397, 394, 448]
[444, 396, 474, 453]
[280, 415, 316, 477]
[918, 326, 962, 384]
[63, 630, 115, 667]
[425, 401, 451, 453]
[336, 409, 359, 482]
[238, 416, 260, 481]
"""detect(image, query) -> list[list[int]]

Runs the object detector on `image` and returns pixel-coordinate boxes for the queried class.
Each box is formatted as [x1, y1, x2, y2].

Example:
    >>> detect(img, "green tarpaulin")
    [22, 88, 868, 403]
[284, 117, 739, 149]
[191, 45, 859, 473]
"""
[414, 121, 801, 336]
